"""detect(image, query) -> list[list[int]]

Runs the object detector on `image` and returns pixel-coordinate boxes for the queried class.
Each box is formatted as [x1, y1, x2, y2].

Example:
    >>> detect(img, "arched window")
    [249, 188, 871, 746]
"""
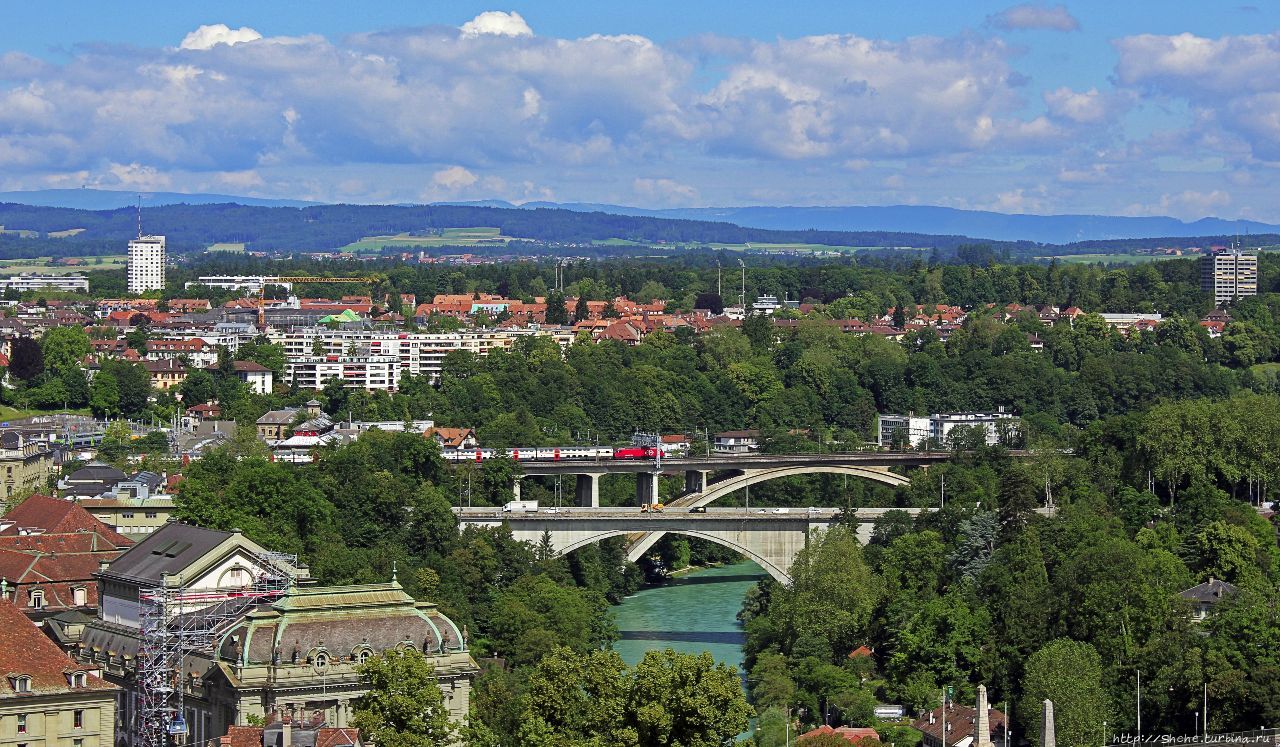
[72, 587, 86, 607]
[12, 675, 31, 693]
[219, 567, 250, 588]
[356, 648, 372, 665]
[28, 590, 43, 610]
[312, 651, 330, 673]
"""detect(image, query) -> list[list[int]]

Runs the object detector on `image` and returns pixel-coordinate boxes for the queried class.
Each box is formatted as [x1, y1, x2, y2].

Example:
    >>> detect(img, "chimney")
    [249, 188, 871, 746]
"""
[1042, 699, 1056, 747]
[283, 709, 292, 747]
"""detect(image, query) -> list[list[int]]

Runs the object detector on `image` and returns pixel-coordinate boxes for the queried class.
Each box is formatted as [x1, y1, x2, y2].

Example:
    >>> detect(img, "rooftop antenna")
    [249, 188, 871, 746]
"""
[136, 194, 142, 240]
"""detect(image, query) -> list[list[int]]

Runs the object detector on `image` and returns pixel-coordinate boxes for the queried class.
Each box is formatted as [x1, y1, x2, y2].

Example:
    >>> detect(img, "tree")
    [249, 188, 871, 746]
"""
[351, 648, 455, 747]
[628, 649, 753, 747]
[7, 337, 43, 382]
[545, 292, 569, 325]
[89, 370, 121, 417]
[40, 326, 90, 374]
[1021, 639, 1108, 747]
[694, 292, 724, 314]
[574, 295, 590, 322]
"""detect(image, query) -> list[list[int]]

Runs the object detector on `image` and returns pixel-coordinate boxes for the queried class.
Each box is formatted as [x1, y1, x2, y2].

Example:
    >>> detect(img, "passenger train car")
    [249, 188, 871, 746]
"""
[440, 445, 661, 462]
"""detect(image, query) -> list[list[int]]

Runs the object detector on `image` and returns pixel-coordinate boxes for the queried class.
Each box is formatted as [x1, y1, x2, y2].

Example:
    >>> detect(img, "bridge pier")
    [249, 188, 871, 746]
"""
[575, 473, 602, 508]
[636, 472, 660, 505]
[511, 478, 521, 501]
[684, 470, 709, 494]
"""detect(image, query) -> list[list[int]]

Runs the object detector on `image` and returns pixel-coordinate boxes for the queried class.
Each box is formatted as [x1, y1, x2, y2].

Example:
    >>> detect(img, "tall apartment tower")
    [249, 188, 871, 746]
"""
[127, 235, 166, 294]
[1201, 249, 1258, 307]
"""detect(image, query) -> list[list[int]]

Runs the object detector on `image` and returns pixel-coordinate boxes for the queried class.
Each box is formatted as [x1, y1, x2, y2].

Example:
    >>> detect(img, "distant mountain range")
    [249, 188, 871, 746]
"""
[0, 188, 318, 210]
[498, 202, 1280, 245]
[0, 188, 1274, 244]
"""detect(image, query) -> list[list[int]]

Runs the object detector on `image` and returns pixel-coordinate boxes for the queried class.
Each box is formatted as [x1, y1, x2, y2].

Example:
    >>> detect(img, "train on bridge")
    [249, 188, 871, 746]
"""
[441, 446, 662, 463]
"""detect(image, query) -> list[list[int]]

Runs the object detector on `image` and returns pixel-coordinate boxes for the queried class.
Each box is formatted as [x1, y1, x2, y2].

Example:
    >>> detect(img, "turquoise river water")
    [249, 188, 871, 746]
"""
[612, 560, 766, 670]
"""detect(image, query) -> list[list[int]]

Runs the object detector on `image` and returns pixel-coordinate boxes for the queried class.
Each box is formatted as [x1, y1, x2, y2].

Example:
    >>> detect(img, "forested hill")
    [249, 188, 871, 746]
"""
[0, 201, 1011, 254]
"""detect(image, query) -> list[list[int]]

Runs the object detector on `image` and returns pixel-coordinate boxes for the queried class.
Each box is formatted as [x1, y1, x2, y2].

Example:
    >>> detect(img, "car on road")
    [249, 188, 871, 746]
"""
[772, 507, 789, 514]
[689, 506, 707, 513]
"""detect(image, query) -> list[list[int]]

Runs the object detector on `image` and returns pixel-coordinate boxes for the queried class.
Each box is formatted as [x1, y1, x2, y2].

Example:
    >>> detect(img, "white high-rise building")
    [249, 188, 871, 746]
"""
[127, 235, 166, 294]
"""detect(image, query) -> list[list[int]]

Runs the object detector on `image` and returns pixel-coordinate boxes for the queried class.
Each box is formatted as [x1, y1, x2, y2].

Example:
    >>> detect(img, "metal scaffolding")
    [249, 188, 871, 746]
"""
[136, 551, 297, 747]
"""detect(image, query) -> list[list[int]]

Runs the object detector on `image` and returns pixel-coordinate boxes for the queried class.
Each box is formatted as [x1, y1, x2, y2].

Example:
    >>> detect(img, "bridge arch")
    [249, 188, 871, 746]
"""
[684, 465, 909, 508]
[557, 529, 793, 584]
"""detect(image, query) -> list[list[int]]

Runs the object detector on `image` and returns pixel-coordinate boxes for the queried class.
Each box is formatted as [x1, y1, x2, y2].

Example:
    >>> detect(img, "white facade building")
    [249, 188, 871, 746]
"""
[285, 355, 400, 391]
[185, 275, 290, 293]
[269, 328, 529, 384]
[879, 410, 1019, 448]
[0, 274, 90, 293]
[127, 235, 166, 293]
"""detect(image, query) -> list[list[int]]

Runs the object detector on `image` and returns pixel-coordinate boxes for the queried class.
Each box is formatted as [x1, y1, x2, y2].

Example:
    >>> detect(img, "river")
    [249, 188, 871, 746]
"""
[612, 560, 766, 672]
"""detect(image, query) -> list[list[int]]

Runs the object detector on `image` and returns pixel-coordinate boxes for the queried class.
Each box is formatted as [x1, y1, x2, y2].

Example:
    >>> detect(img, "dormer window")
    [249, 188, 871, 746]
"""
[68, 671, 87, 688]
[28, 591, 43, 610]
[11, 676, 31, 693]
[353, 646, 374, 665]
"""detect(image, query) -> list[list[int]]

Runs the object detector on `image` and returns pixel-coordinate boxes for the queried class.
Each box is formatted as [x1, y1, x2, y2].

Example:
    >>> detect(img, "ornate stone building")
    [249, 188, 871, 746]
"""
[48, 522, 477, 747]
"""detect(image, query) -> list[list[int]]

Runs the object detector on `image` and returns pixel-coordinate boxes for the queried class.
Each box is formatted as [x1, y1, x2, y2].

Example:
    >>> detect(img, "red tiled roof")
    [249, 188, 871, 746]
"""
[0, 600, 115, 693]
[0, 494, 133, 548]
[800, 725, 881, 744]
[912, 703, 1006, 745]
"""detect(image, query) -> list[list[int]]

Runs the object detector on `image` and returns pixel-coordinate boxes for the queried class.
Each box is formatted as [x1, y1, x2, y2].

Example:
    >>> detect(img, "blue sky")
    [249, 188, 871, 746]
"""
[2, 2, 1279, 219]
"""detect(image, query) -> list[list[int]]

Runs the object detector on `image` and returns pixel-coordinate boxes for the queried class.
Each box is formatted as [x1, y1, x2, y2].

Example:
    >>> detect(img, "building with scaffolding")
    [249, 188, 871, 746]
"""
[51, 522, 476, 747]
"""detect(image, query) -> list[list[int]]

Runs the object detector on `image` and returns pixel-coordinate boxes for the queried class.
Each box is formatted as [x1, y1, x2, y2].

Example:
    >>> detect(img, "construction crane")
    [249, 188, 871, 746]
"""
[256, 276, 374, 327]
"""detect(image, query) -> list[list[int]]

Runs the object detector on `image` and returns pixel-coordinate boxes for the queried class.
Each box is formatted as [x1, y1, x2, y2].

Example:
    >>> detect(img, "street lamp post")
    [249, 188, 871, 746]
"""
[1137, 669, 1142, 742]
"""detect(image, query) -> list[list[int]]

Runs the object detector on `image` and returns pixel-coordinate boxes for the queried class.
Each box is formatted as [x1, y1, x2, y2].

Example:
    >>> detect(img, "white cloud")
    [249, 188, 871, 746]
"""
[1114, 31, 1280, 160]
[215, 170, 266, 190]
[105, 162, 173, 190]
[987, 4, 1080, 32]
[460, 11, 533, 38]
[1124, 189, 1232, 220]
[1043, 87, 1118, 124]
[432, 166, 479, 190]
[180, 24, 263, 51]
[685, 34, 1044, 160]
[633, 177, 699, 206]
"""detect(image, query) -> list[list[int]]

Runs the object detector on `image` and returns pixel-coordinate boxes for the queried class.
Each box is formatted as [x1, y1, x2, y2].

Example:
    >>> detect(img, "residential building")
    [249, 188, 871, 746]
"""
[0, 494, 133, 618]
[878, 410, 1018, 448]
[713, 430, 761, 454]
[1180, 577, 1240, 621]
[1201, 249, 1259, 306]
[0, 275, 90, 294]
[146, 338, 217, 367]
[1098, 313, 1163, 331]
[425, 427, 478, 451]
[126, 236, 165, 294]
[64, 522, 475, 747]
[256, 401, 322, 442]
[912, 691, 1006, 747]
[165, 299, 213, 314]
[877, 414, 932, 449]
[0, 600, 118, 747]
[799, 725, 881, 744]
[285, 355, 399, 392]
[142, 359, 187, 391]
[58, 464, 128, 501]
[208, 361, 274, 395]
[186, 276, 287, 293]
[0, 432, 54, 498]
[931, 410, 1019, 447]
[224, 719, 364, 747]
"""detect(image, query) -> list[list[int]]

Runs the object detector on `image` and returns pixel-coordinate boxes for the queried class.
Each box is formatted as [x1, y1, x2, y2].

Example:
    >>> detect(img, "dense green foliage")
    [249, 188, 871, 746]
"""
[352, 648, 456, 747]
[738, 426, 1280, 741]
[469, 646, 750, 747]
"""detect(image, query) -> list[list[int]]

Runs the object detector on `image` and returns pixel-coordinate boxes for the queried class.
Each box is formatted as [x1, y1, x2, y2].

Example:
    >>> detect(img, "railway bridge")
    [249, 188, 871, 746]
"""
[453, 506, 892, 583]
[471, 451, 963, 507]
[454, 505, 1052, 584]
